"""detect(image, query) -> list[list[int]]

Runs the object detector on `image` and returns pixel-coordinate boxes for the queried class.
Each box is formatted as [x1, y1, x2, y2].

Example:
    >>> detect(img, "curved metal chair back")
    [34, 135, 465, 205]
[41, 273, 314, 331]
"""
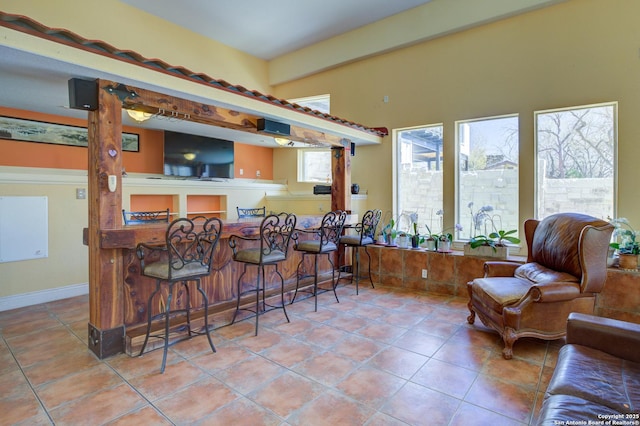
[237, 206, 266, 219]
[318, 210, 348, 250]
[136, 216, 222, 372]
[359, 209, 382, 244]
[123, 208, 170, 225]
[139, 217, 222, 281]
[257, 212, 297, 263]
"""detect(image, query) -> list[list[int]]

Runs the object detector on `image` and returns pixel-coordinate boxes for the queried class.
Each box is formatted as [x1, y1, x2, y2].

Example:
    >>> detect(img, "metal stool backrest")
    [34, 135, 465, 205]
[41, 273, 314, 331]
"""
[355, 209, 382, 244]
[237, 206, 266, 219]
[123, 208, 170, 225]
[318, 210, 348, 248]
[138, 217, 222, 280]
[254, 212, 297, 263]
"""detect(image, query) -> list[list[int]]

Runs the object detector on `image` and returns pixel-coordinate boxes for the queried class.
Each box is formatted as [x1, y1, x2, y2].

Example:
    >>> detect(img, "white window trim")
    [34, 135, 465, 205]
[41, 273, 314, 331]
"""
[533, 101, 618, 219]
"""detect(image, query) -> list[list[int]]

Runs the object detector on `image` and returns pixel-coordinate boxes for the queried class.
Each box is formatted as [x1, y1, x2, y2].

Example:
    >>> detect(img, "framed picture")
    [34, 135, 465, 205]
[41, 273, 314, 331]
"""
[0, 115, 139, 152]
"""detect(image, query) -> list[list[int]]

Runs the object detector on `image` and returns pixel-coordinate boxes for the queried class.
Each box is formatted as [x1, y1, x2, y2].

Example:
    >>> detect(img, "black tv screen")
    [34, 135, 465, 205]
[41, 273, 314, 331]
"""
[163, 131, 234, 179]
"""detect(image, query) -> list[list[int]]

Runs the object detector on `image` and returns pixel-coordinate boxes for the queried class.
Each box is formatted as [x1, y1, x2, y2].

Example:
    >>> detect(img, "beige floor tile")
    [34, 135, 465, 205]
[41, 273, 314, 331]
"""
[48, 383, 147, 425]
[381, 382, 460, 425]
[366, 346, 429, 379]
[248, 371, 324, 419]
[287, 390, 373, 426]
[36, 363, 124, 410]
[2, 286, 556, 425]
[336, 366, 406, 409]
[154, 376, 238, 423]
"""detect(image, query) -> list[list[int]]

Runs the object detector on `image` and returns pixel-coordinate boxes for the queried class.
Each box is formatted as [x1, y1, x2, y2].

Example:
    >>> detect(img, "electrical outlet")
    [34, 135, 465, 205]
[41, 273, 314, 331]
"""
[421, 269, 428, 279]
[239, 168, 244, 176]
[256, 170, 261, 177]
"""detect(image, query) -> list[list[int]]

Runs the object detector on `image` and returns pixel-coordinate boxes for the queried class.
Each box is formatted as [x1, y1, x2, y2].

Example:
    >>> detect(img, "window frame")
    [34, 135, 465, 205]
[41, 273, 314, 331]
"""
[297, 148, 333, 183]
[533, 101, 618, 220]
[393, 123, 444, 234]
[454, 113, 520, 245]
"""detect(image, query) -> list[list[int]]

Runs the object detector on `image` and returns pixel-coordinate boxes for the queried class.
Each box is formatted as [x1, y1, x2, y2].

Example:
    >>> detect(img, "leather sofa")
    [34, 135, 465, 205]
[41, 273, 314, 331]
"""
[537, 312, 640, 425]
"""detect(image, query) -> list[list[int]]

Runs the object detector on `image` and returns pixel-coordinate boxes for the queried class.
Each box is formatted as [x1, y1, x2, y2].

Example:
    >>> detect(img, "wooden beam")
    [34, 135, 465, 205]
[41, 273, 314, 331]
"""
[331, 143, 351, 213]
[100, 80, 348, 147]
[87, 79, 125, 358]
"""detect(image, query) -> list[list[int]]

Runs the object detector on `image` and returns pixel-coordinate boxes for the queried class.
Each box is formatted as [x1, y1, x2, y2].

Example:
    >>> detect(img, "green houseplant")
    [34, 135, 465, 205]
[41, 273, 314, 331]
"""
[465, 229, 520, 259]
[609, 217, 639, 270]
[382, 218, 398, 246]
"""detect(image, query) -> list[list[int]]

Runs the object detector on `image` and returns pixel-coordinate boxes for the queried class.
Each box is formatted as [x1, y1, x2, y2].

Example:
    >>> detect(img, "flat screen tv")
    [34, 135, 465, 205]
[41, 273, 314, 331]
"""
[163, 131, 234, 179]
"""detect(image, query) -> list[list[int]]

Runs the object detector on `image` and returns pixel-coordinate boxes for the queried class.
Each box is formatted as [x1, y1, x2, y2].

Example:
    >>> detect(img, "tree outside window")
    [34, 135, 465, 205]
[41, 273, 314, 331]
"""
[535, 103, 615, 220]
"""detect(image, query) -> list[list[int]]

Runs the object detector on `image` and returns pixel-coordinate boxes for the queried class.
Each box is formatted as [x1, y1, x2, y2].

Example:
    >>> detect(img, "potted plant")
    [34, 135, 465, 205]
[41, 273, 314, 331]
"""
[382, 218, 398, 246]
[411, 222, 423, 249]
[464, 229, 520, 259]
[422, 223, 437, 251]
[397, 231, 410, 248]
[434, 224, 462, 252]
[609, 217, 639, 270]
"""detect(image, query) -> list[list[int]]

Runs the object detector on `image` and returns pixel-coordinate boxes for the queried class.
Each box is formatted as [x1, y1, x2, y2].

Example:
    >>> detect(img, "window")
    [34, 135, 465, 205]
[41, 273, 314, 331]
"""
[297, 149, 332, 183]
[456, 115, 519, 241]
[292, 95, 331, 183]
[395, 124, 443, 234]
[535, 102, 616, 220]
[289, 94, 330, 115]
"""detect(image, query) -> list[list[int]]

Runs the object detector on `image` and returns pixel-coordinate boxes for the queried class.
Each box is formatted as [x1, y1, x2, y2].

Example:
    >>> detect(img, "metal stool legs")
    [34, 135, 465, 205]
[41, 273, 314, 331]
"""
[291, 252, 339, 311]
[231, 263, 290, 336]
[139, 278, 216, 374]
[338, 245, 375, 295]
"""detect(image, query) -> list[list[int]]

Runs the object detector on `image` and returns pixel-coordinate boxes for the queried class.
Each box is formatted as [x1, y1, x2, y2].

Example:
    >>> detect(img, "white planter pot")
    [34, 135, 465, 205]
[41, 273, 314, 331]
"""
[463, 243, 509, 259]
[397, 235, 410, 249]
[437, 240, 451, 252]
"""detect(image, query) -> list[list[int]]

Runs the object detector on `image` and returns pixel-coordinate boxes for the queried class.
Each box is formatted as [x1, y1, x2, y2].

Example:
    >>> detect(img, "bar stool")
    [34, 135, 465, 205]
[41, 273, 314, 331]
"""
[236, 206, 266, 219]
[136, 217, 222, 373]
[228, 212, 297, 335]
[337, 209, 382, 295]
[291, 210, 347, 311]
[122, 208, 170, 225]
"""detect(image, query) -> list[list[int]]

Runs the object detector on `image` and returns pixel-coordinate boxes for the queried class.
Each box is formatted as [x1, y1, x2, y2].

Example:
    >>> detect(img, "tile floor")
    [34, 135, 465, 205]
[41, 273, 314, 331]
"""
[0, 284, 560, 425]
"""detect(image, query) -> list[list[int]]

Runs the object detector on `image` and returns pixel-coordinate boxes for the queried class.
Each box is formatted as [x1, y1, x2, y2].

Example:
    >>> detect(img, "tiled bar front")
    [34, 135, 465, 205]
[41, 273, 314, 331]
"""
[366, 245, 640, 324]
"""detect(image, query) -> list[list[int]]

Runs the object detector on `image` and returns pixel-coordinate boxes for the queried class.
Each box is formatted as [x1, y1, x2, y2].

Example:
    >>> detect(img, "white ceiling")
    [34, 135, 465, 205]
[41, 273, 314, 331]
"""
[119, 0, 435, 60]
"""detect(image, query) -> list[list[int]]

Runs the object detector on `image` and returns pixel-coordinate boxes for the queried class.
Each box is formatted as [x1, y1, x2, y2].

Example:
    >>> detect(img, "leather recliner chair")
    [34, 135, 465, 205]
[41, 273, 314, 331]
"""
[467, 212, 614, 359]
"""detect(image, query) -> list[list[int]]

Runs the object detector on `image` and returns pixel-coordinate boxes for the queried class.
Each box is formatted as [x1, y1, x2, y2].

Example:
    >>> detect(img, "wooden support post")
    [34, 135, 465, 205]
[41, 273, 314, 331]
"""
[330, 142, 351, 213]
[87, 79, 125, 358]
[331, 142, 351, 269]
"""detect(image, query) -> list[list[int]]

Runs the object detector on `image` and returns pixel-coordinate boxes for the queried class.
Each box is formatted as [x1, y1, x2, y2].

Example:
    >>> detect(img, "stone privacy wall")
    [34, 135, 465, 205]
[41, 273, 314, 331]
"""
[398, 167, 612, 238]
[364, 245, 640, 324]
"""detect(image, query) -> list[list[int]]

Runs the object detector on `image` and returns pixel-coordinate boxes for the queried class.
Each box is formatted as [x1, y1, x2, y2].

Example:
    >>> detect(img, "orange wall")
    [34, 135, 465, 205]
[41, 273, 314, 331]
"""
[0, 106, 164, 173]
[234, 142, 273, 180]
[0, 106, 273, 178]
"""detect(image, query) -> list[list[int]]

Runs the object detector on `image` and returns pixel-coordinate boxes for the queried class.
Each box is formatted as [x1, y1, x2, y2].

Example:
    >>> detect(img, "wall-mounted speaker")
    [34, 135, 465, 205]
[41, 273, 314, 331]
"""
[350, 142, 356, 156]
[68, 78, 98, 111]
[257, 118, 290, 136]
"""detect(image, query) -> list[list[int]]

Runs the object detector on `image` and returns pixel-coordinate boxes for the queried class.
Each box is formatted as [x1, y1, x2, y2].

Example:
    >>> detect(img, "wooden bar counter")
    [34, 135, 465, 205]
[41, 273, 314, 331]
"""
[85, 214, 353, 355]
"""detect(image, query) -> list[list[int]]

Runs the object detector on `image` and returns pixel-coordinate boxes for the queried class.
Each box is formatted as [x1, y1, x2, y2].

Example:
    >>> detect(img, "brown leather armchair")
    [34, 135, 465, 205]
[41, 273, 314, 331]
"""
[467, 213, 614, 359]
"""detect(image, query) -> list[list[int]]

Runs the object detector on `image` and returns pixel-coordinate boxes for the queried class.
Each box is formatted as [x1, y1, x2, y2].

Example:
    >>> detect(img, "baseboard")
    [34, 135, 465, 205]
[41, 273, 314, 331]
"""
[0, 282, 89, 312]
